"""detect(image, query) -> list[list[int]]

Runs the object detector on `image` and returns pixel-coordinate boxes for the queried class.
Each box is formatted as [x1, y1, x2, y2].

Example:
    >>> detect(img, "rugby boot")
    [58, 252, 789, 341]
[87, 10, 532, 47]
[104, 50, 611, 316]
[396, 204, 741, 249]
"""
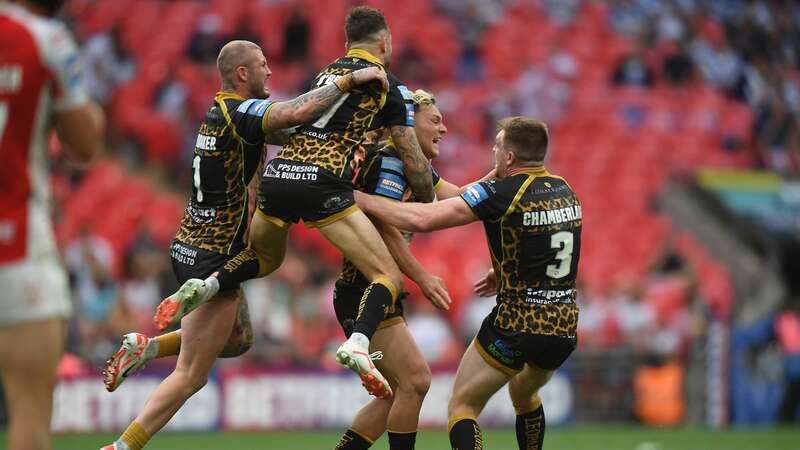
[153, 278, 216, 330]
[99, 444, 126, 450]
[103, 333, 156, 392]
[335, 335, 393, 399]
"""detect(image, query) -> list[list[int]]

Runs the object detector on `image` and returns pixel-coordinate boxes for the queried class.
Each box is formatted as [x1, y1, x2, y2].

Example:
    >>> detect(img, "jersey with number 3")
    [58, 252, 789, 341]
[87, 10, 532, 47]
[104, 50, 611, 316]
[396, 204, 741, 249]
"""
[174, 92, 274, 255]
[0, 4, 88, 266]
[461, 167, 582, 337]
[276, 49, 414, 179]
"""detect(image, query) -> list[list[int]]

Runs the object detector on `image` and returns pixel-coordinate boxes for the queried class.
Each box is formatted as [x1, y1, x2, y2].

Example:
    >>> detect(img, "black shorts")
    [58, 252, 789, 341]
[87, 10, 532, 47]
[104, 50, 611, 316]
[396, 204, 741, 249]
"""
[258, 158, 357, 228]
[170, 240, 232, 285]
[333, 279, 405, 338]
[475, 305, 576, 375]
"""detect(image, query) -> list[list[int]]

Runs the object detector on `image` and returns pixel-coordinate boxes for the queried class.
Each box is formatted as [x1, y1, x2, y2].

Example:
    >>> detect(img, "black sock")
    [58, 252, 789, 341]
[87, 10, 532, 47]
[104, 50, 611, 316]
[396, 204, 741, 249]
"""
[333, 429, 373, 450]
[388, 431, 416, 450]
[352, 280, 394, 339]
[215, 249, 264, 291]
[515, 406, 545, 450]
[449, 418, 483, 450]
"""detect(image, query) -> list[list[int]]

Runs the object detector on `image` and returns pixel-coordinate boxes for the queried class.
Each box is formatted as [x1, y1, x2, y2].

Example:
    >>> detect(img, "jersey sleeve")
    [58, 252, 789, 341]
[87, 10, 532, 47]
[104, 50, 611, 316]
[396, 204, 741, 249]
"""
[39, 21, 88, 111]
[363, 154, 407, 200]
[432, 166, 444, 192]
[460, 177, 525, 222]
[376, 79, 414, 128]
[230, 98, 275, 144]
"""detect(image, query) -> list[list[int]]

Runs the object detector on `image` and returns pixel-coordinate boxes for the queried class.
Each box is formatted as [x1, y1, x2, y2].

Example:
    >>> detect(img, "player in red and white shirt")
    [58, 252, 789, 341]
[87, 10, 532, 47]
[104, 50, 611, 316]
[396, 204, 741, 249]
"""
[0, 1, 104, 449]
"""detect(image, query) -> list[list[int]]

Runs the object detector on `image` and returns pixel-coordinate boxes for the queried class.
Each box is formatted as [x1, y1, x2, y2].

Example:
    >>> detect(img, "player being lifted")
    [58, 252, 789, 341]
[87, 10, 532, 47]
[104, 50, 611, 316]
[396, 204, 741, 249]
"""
[357, 117, 581, 450]
[100, 40, 387, 450]
[153, 6, 435, 399]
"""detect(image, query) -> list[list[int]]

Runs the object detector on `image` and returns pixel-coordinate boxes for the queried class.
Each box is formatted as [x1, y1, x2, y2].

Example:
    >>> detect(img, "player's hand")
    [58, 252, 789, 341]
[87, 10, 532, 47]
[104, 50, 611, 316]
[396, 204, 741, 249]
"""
[351, 67, 389, 91]
[474, 268, 497, 297]
[418, 273, 451, 310]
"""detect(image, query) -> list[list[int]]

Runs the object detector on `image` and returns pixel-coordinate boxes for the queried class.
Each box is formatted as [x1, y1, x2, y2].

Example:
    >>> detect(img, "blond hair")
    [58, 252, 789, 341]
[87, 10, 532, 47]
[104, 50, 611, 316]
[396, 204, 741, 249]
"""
[411, 89, 436, 111]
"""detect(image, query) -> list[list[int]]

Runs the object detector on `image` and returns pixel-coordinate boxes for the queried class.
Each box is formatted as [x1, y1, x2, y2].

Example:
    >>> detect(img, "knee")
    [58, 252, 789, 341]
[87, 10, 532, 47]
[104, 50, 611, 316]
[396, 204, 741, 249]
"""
[399, 365, 431, 399]
[508, 379, 541, 413]
[177, 370, 209, 396]
[448, 397, 477, 419]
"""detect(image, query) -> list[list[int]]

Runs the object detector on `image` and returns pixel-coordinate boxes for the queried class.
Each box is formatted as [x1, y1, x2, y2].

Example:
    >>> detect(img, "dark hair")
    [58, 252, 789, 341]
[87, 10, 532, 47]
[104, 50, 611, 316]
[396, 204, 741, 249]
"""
[498, 117, 549, 162]
[345, 6, 388, 44]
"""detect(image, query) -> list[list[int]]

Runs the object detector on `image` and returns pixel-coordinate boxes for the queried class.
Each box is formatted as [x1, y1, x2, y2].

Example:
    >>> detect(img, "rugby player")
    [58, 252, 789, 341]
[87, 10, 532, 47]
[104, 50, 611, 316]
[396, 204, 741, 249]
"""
[153, 6, 435, 399]
[357, 117, 581, 450]
[333, 89, 449, 450]
[334, 89, 499, 450]
[100, 40, 387, 450]
[0, 1, 105, 449]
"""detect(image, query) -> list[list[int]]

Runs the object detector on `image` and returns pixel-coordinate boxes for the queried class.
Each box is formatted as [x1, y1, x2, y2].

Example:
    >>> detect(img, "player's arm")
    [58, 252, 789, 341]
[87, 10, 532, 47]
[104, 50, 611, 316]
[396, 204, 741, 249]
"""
[54, 103, 105, 162]
[265, 67, 389, 130]
[390, 125, 434, 203]
[435, 168, 498, 200]
[264, 128, 294, 146]
[44, 23, 104, 162]
[356, 191, 475, 232]
[371, 218, 451, 310]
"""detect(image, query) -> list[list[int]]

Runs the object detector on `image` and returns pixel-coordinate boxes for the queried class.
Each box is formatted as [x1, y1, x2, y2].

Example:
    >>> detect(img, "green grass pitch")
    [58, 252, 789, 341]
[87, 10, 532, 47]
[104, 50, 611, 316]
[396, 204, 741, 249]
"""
[6, 426, 798, 450]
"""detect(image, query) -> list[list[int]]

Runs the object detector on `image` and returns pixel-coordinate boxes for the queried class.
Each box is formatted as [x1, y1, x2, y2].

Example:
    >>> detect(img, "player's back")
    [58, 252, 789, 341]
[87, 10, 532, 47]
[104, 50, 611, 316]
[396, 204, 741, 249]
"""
[464, 168, 582, 337]
[0, 3, 86, 265]
[174, 93, 273, 255]
[277, 49, 413, 180]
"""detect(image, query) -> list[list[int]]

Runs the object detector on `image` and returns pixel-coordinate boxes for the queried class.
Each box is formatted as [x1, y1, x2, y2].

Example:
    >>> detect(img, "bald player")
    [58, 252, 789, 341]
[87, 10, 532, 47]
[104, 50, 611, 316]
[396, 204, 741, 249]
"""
[100, 40, 387, 450]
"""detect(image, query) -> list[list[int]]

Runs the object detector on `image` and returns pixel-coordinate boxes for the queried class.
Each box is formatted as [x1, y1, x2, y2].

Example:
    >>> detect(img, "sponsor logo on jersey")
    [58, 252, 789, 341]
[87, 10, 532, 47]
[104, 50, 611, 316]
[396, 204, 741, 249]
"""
[187, 204, 216, 224]
[171, 242, 199, 266]
[375, 171, 406, 200]
[397, 85, 415, 126]
[237, 99, 272, 118]
[323, 196, 346, 211]
[524, 288, 575, 304]
[268, 162, 319, 181]
[463, 184, 489, 207]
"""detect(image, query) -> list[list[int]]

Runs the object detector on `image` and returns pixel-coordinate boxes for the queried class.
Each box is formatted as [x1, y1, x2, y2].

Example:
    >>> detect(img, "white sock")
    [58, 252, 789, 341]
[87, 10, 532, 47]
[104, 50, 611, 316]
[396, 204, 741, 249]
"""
[201, 276, 220, 300]
[144, 341, 158, 360]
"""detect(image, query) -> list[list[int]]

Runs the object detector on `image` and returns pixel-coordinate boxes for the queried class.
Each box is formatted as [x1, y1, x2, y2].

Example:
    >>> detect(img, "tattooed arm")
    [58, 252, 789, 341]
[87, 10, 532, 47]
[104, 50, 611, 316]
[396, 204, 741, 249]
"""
[265, 67, 388, 130]
[390, 125, 434, 202]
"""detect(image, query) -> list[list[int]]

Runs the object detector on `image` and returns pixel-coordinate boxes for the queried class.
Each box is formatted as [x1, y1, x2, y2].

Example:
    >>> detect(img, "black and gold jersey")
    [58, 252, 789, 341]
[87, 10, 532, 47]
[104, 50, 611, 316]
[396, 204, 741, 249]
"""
[461, 167, 582, 337]
[338, 144, 442, 288]
[174, 92, 275, 255]
[276, 49, 414, 179]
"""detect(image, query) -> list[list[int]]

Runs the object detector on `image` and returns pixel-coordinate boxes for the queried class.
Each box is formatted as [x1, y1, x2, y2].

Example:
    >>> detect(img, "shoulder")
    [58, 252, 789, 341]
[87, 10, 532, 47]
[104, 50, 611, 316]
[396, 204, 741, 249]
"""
[366, 148, 407, 200]
[1, 5, 74, 63]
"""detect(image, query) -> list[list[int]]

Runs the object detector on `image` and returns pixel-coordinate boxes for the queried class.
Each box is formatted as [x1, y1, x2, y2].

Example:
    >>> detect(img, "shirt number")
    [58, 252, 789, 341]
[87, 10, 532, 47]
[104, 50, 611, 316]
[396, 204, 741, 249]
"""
[546, 231, 574, 279]
[192, 155, 203, 202]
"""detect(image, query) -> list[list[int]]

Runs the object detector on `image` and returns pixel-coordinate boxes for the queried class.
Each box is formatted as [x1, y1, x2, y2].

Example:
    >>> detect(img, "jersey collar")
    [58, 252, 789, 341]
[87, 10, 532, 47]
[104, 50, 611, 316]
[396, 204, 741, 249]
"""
[215, 91, 245, 101]
[346, 49, 385, 68]
[509, 166, 549, 177]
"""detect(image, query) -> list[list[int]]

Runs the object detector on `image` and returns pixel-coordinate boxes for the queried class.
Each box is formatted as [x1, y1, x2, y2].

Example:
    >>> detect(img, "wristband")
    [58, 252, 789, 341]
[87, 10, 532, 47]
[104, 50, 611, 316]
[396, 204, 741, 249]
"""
[334, 73, 355, 92]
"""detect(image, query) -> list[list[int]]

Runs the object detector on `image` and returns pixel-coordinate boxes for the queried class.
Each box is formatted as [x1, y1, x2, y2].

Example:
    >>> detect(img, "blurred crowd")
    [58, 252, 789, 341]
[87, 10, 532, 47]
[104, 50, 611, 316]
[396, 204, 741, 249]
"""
[51, 0, 799, 411]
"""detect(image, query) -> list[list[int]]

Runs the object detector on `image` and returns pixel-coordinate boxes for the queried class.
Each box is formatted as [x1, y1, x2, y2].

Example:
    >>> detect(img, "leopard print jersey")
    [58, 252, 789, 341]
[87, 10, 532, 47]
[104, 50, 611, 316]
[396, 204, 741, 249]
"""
[473, 169, 582, 337]
[174, 92, 268, 254]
